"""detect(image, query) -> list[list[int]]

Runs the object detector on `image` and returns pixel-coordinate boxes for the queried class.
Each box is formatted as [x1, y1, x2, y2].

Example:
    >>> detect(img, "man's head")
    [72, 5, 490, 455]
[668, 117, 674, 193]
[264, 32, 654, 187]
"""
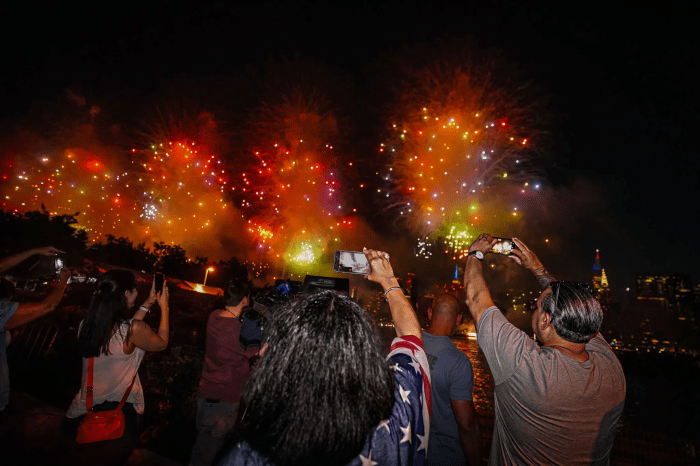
[223, 276, 251, 308]
[238, 290, 394, 466]
[427, 292, 462, 336]
[533, 281, 603, 343]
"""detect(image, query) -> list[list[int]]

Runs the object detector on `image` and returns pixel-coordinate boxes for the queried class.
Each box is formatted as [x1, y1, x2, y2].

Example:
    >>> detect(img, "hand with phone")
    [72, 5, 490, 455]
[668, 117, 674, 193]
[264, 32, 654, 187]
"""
[156, 277, 169, 312]
[468, 234, 499, 255]
[509, 238, 544, 271]
[362, 248, 396, 287]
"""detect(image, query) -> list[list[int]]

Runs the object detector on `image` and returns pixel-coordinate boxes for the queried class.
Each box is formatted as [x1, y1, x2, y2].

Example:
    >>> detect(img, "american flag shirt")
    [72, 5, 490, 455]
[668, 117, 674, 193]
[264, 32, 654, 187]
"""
[222, 334, 432, 466]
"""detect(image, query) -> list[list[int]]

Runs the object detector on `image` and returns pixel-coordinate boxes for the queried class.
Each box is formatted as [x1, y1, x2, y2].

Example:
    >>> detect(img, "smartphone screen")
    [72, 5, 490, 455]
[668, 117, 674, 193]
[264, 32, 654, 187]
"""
[333, 250, 370, 275]
[155, 273, 164, 294]
[54, 254, 66, 275]
[491, 238, 515, 255]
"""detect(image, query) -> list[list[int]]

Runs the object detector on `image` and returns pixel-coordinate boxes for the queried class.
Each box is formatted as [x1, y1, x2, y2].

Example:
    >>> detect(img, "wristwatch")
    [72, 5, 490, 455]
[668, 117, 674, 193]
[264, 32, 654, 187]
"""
[467, 250, 484, 260]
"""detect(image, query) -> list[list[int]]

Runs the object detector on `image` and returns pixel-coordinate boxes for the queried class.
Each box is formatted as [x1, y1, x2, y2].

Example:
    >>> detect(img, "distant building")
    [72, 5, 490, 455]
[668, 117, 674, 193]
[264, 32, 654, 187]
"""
[627, 274, 698, 351]
[592, 250, 611, 310]
[635, 274, 694, 318]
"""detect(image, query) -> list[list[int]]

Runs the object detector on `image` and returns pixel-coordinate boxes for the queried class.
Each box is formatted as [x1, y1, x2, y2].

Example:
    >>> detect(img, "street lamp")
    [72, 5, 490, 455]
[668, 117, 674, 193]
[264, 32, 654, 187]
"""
[203, 267, 215, 286]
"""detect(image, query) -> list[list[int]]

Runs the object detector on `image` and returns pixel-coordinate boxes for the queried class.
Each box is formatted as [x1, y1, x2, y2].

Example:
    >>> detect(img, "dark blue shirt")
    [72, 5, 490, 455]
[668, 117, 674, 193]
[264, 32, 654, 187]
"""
[0, 301, 19, 410]
[422, 331, 474, 465]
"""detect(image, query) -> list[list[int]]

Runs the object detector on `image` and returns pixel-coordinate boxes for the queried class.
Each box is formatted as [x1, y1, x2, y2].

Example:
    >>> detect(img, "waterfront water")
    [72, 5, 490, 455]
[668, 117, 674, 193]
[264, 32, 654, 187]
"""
[452, 335, 495, 413]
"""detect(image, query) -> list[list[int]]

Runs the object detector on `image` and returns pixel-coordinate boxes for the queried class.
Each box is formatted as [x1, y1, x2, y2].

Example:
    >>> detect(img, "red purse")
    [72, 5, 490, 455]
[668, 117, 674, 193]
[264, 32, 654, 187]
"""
[76, 357, 137, 444]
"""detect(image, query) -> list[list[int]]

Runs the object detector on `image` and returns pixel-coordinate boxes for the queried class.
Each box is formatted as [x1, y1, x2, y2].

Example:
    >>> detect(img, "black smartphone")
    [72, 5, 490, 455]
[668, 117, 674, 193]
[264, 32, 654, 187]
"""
[491, 238, 516, 255]
[155, 273, 164, 294]
[333, 250, 371, 275]
[28, 254, 65, 279]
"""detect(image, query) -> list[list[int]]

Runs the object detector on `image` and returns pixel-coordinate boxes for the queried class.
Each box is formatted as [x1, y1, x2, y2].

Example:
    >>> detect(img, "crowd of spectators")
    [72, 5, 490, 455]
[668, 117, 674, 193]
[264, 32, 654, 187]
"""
[0, 237, 625, 466]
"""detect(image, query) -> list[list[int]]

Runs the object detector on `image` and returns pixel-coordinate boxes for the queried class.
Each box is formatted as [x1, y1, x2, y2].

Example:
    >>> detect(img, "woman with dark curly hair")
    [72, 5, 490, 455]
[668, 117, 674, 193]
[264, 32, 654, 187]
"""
[221, 248, 432, 466]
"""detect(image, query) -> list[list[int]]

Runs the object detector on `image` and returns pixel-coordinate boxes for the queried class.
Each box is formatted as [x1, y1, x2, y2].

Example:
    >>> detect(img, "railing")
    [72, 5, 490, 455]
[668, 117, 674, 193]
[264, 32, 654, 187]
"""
[7, 323, 59, 364]
[170, 344, 204, 360]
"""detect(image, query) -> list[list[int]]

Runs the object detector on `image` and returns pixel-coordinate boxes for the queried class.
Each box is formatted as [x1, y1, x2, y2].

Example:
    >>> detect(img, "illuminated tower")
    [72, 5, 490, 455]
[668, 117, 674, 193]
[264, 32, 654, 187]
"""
[592, 250, 611, 310]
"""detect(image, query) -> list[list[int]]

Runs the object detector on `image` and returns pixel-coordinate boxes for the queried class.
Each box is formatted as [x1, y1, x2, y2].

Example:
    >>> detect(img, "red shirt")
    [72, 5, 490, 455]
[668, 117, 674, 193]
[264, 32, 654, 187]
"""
[197, 311, 259, 403]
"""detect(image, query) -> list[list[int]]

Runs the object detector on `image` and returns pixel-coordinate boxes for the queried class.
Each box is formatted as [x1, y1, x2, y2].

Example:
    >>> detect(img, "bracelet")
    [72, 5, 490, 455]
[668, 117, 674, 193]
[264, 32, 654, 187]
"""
[384, 286, 402, 298]
[139, 306, 151, 314]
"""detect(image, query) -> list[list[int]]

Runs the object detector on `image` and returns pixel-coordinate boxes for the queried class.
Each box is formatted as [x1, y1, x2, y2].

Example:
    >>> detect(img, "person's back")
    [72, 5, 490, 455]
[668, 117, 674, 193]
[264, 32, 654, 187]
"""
[66, 321, 146, 417]
[423, 293, 481, 466]
[464, 236, 626, 466]
[189, 278, 261, 466]
[480, 306, 625, 465]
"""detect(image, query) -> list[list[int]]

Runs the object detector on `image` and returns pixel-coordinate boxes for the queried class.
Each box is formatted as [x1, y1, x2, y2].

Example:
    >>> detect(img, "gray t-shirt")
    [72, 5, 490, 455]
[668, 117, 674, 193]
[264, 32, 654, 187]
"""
[477, 306, 625, 466]
[422, 331, 474, 466]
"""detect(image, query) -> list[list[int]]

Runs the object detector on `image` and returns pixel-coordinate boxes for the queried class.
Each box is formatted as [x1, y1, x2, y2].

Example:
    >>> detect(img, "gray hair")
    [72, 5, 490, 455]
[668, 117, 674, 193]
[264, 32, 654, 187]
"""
[542, 281, 603, 343]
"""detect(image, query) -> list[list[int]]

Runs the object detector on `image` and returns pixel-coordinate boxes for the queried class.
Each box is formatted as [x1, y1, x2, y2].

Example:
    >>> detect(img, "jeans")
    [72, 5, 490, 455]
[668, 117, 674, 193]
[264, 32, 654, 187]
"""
[189, 396, 240, 466]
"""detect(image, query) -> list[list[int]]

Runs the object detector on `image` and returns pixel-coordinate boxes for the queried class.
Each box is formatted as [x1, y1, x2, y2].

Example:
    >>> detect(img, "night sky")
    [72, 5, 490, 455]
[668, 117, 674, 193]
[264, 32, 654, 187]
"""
[1, 1, 698, 298]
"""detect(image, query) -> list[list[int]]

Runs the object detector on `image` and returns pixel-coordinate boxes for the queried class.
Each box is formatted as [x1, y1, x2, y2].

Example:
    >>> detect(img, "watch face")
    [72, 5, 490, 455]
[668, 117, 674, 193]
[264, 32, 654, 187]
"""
[475, 251, 484, 259]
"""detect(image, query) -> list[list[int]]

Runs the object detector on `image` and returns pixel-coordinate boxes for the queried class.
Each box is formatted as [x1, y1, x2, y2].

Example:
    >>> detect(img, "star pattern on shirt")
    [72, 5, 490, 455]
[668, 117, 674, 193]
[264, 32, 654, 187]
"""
[377, 419, 390, 433]
[409, 360, 421, 374]
[360, 451, 378, 466]
[417, 433, 428, 452]
[400, 423, 412, 444]
[390, 363, 404, 373]
[399, 385, 411, 405]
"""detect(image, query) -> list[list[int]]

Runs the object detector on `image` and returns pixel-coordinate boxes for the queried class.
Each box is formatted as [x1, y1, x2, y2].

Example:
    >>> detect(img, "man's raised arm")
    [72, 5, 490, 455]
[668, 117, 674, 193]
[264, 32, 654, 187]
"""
[0, 246, 64, 275]
[5, 268, 70, 329]
[463, 235, 498, 327]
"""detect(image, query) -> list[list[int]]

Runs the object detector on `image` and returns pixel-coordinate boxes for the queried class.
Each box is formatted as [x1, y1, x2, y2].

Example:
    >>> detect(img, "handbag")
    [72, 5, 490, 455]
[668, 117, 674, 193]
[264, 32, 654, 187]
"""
[75, 357, 138, 444]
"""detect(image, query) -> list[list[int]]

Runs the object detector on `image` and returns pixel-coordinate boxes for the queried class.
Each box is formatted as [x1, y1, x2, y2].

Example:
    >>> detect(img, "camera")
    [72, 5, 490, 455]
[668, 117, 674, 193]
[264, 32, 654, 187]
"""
[239, 279, 301, 350]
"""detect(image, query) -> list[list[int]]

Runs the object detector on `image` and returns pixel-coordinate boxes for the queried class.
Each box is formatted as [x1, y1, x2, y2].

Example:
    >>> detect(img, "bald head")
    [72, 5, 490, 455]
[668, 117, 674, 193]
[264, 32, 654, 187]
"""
[426, 293, 462, 336]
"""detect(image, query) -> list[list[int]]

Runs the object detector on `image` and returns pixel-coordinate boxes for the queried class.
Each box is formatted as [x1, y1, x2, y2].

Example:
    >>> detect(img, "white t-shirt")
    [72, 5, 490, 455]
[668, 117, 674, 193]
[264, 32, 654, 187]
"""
[66, 320, 146, 417]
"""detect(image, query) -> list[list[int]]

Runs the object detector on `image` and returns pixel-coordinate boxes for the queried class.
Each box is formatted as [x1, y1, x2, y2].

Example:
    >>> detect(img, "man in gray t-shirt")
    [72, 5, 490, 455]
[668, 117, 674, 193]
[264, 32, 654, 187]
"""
[423, 293, 482, 466]
[463, 235, 625, 465]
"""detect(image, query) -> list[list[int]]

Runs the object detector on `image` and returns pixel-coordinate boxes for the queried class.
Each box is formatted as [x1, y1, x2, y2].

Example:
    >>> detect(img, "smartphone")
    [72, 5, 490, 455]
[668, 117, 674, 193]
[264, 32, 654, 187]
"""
[491, 238, 516, 255]
[28, 254, 65, 279]
[333, 250, 371, 275]
[155, 273, 164, 294]
[54, 254, 66, 275]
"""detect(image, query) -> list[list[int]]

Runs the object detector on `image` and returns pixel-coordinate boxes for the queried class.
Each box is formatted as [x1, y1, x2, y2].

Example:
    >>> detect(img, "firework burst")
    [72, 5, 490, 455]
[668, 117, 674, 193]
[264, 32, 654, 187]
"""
[381, 43, 546, 259]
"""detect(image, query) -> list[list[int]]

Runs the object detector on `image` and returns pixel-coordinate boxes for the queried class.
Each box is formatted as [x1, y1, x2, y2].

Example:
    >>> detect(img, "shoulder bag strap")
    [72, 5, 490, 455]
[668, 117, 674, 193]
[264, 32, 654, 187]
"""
[116, 370, 138, 411]
[86, 357, 94, 413]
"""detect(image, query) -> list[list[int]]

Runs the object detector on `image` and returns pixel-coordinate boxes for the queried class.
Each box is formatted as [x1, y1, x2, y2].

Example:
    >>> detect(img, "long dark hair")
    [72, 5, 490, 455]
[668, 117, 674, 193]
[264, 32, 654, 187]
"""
[78, 269, 137, 358]
[237, 291, 395, 466]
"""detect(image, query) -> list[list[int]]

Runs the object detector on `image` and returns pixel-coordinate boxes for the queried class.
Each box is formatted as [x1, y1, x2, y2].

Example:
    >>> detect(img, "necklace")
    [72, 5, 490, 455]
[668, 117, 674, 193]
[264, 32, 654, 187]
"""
[223, 308, 238, 318]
